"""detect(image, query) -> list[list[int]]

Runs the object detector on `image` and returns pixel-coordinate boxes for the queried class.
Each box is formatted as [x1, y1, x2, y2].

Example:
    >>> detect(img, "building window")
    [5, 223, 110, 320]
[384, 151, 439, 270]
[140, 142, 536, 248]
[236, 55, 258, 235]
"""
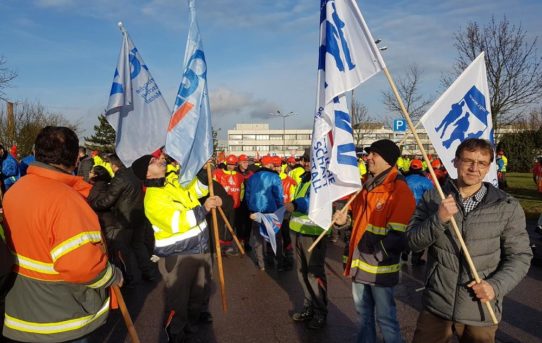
[230, 146, 242, 151]
[229, 134, 242, 140]
[243, 146, 254, 151]
[284, 134, 297, 140]
[256, 146, 269, 151]
[243, 134, 256, 140]
[296, 134, 310, 140]
[269, 135, 282, 140]
[256, 134, 269, 140]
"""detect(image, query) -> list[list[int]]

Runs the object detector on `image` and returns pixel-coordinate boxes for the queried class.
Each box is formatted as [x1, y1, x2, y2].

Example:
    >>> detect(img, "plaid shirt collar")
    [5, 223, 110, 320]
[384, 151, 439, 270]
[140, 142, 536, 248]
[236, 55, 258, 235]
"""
[460, 183, 487, 214]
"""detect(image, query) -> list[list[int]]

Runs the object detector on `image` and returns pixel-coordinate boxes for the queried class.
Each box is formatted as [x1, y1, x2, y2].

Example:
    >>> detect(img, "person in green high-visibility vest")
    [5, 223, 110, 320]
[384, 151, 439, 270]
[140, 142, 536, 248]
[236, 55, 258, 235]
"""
[285, 152, 329, 330]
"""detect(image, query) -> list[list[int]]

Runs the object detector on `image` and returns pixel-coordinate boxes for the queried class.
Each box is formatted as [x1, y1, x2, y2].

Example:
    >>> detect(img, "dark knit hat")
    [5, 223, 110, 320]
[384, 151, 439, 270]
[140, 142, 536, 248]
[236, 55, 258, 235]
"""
[131, 155, 153, 181]
[367, 139, 401, 167]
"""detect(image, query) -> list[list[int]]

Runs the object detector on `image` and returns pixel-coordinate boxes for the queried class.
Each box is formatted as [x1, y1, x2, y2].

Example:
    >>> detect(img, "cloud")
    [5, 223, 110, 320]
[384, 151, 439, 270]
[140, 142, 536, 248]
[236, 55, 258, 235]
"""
[209, 86, 278, 119]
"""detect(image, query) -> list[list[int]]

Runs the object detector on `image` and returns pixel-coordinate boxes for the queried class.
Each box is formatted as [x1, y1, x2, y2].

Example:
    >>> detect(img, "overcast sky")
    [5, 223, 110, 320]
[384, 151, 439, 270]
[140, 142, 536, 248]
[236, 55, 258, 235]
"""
[1, 0, 541, 139]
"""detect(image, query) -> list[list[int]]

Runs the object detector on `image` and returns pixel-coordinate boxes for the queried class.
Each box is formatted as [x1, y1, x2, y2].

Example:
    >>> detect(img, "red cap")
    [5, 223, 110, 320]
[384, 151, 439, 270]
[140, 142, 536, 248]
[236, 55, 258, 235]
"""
[261, 155, 273, 166]
[226, 154, 238, 165]
[271, 156, 282, 167]
[410, 159, 423, 170]
[238, 154, 248, 162]
[431, 159, 442, 169]
[287, 156, 296, 164]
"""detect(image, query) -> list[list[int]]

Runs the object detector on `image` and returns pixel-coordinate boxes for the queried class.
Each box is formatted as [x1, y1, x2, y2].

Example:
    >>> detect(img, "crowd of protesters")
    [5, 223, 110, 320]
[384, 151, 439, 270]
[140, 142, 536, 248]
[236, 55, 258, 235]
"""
[0, 127, 534, 343]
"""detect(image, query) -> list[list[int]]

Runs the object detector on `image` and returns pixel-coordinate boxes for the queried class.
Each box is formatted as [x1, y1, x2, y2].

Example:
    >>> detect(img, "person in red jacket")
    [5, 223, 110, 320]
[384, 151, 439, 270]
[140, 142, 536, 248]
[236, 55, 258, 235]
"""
[213, 155, 245, 255]
[2, 126, 123, 343]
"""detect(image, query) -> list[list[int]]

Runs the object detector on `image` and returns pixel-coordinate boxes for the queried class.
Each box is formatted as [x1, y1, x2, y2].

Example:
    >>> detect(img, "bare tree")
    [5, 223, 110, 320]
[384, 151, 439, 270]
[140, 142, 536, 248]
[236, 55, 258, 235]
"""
[0, 56, 17, 101]
[0, 100, 79, 157]
[445, 16, 542, 128]
[382, 64, 433, 122]
[350, 99, 370, 147]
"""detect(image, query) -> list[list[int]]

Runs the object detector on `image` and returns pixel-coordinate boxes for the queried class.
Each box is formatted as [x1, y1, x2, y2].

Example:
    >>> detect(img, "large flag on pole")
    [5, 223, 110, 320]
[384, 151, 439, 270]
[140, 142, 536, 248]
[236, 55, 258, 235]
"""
[420, 52, 498, 185]
[165, 0, 213, 186]
[106, 23, 171, 167]
[309, 0, 386, 229]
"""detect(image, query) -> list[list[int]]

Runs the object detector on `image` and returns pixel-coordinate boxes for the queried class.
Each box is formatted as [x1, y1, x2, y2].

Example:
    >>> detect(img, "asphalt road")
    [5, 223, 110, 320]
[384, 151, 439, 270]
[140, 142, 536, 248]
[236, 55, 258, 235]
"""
[95, 223, 542, 343]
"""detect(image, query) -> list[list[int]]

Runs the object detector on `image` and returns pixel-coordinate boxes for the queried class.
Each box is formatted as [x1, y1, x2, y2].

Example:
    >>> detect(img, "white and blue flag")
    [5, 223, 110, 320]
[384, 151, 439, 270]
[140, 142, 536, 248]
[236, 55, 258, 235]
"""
[165, 0, 213, 186]
[420, 52, 498, 185]
[252, 206, 286, 255]
[309, 0, 386, 229]
[106, 23, 171, 167]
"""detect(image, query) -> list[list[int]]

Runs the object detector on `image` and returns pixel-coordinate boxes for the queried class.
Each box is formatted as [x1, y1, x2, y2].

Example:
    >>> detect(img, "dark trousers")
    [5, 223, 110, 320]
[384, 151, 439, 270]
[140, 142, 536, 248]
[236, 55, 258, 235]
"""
[235, 199, 251, 243]
[104, 227, 141, 284]
[412, 309, 498, 343]
[290, 231, 328, 315]
[158, 253, 211, 336]
[131, 222, 157, 279]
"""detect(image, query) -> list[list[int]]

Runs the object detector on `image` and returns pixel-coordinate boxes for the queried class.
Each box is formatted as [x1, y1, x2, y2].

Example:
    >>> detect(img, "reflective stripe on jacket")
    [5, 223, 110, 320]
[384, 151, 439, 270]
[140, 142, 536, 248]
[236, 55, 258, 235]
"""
[345, 167, 415, 287]
[144, 178, 210, 256]
[2, 163, 114, 342]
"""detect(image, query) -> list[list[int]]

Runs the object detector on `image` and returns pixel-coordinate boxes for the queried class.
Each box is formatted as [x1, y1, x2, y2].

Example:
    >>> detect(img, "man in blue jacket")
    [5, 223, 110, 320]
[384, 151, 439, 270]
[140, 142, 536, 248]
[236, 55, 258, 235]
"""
[245, 155, 284, 270]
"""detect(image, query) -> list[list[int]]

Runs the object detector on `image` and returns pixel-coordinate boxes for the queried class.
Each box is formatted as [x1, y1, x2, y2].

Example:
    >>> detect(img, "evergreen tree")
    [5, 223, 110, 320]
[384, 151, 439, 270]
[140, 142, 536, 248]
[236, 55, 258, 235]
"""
[84, 114, 116, 153]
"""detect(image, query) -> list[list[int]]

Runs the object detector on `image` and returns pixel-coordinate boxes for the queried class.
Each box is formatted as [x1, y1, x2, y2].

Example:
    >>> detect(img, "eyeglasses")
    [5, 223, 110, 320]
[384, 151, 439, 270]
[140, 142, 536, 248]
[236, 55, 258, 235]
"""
[459, 158, 490, 169]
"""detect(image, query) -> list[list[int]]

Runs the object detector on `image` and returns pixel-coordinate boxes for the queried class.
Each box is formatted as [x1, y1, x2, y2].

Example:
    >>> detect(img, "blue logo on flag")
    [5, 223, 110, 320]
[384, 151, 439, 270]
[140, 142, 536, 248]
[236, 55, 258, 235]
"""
[434, 86, 494, 149]
[319, 0, 355, 73]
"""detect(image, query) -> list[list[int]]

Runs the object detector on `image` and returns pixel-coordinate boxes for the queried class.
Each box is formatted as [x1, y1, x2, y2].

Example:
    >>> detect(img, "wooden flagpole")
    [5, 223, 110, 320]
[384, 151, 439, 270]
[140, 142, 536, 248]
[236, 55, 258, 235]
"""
[307, 188, 362, 253]
[206, 163, 228, 312]
[99, 234, 141, 343]
[381, 67, 498, 324]
[112, 285, 141, 343]
[398, 120, 422, 147]
[217, 206, 245, 255]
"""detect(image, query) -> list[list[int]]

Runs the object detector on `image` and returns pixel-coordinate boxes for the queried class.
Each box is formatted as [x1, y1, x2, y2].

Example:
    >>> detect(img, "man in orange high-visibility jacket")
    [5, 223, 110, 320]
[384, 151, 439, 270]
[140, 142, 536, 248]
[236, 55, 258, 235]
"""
[334, 139, 415, 343]
[2, 126, 123, 343]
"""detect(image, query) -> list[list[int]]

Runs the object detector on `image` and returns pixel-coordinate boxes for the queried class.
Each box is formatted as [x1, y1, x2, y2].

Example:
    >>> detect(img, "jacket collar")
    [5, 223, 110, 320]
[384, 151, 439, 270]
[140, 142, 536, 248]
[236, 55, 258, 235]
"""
[364, 167, 399, 192]
[444, 179, 507, 207]
[27, 162, 92, 198]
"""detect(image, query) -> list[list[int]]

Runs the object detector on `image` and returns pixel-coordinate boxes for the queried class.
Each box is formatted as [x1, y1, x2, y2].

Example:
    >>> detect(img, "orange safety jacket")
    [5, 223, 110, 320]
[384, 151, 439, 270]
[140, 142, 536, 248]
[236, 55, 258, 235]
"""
[213, 168, 245, 208]
[2, 163, 116, 343]
[345, 167, 415, 286]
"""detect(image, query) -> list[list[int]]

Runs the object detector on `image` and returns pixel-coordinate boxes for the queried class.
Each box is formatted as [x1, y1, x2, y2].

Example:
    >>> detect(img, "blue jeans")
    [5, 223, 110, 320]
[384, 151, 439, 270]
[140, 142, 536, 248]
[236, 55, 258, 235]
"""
[352, 282, 402, 343]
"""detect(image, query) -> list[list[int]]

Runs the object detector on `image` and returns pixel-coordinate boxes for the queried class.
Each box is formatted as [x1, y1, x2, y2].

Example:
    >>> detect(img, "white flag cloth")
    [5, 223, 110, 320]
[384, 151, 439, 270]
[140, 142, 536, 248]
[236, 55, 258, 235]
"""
[309, 0, 386, 229]
[165, 0, 213, 186]
[106, 25, 171, 167]
[252, 207, 286, 255]
[420, 52, 498, 185]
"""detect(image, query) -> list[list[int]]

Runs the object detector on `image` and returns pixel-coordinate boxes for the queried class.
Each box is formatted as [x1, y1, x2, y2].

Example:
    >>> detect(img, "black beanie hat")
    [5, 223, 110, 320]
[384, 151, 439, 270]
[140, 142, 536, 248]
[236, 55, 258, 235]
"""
[131, 155, 153, 181]
[367, 139, 401, 167]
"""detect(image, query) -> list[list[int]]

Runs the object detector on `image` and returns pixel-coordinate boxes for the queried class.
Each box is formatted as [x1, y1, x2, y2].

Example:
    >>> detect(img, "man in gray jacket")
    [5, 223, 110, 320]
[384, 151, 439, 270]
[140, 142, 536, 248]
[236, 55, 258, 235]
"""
[407, 138, 532, 343]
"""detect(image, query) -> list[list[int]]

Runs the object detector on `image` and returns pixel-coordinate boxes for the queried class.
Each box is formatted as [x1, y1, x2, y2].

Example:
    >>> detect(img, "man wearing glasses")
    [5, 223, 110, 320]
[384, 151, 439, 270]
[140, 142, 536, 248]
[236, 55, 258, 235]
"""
[407, 138, 532, 343]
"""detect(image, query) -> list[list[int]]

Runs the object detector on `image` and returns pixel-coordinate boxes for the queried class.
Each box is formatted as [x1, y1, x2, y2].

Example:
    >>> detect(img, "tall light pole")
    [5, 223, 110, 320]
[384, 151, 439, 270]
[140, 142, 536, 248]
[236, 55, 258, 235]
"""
[269, 110, 296, 155]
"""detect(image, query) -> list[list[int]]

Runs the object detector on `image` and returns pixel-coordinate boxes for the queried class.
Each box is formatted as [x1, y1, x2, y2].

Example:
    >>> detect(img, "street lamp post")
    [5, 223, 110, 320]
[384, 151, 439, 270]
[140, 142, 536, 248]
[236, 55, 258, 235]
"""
[269, 110, 296, 155]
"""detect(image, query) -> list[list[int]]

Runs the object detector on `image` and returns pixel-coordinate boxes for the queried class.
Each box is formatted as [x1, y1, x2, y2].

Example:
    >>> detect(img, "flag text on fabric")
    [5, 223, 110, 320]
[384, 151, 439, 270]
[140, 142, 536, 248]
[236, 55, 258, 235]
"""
[309, 0, 385, 229]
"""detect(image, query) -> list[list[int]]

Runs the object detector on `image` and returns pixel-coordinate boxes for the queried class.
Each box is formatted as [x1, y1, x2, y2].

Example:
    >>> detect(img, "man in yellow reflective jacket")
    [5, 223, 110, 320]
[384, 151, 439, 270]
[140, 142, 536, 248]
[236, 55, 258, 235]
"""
[131, 155, 221, 343]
